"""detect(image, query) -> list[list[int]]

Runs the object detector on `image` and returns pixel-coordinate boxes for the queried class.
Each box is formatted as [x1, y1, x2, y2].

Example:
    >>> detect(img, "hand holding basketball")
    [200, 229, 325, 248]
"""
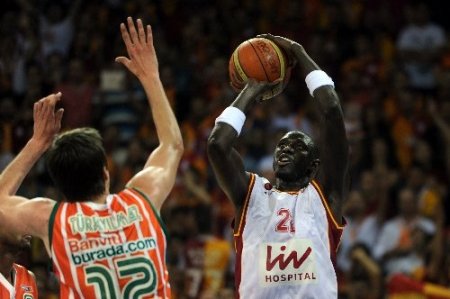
[228, 37, 291, 101]
[244, 78, 283, 103]
[257, 33, 304, 63]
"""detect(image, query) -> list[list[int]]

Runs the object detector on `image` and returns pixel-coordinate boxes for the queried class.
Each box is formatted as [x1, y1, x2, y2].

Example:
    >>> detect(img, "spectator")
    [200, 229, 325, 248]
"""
[397, 1, 446, 91]
[39, 0, 82, 58]
[373, 187, 435, 276]
[338, 190, 369, 273]
[55, 58, 96, 128]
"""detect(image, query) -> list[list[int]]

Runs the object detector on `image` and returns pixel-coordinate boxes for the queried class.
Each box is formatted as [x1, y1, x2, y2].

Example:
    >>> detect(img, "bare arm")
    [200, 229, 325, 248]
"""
[116, 18, 183, 211]
[182, 169, 211, 204]
[207, 81, 272, 209]
[350, 247, 382, 299]
[0, 94, 63, 241]
[262, 34, 350, 222]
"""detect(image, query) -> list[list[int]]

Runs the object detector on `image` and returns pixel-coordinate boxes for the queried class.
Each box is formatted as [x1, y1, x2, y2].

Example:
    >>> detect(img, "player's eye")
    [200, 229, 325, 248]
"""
[293, 142, 305, 150]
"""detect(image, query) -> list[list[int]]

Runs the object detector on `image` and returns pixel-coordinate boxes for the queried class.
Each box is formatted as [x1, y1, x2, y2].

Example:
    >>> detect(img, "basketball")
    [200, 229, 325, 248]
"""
[228, 37, 290, 100]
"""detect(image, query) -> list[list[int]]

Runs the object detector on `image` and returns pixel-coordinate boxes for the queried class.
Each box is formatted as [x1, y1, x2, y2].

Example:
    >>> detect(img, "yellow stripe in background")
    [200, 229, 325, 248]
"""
[424, 283, 450, 298]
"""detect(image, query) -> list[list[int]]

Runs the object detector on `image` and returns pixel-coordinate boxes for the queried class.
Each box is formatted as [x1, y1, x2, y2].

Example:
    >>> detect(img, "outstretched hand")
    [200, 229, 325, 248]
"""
[32, 92, 64, 148]
[116, 17, 159, 79]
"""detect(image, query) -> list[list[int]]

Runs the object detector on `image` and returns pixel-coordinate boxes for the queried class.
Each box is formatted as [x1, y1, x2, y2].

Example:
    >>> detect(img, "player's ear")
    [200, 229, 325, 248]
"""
[103, 167, 109, 181]
[307, 159, 320, 179]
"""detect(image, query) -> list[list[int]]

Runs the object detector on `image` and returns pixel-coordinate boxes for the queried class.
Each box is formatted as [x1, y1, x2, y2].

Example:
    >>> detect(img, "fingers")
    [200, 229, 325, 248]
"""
[33, 101, 40, 121]
[55, 108, 64, 127]
[115, 56, 131, 69]
[271, 78, 283, 85]
[137, 19, 146, 45]
[127, 17, 139, 45]
[257, 33, 278, 42]
[120, 23, 133, 53]
[37, 92, 62, 113]
[146, 25, 153, 45]
[257, 33, 272, 39]
[121, 17, 150, 53]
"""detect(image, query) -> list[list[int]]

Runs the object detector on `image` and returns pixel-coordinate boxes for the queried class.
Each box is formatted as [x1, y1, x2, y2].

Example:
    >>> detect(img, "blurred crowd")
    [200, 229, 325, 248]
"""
[1, 0, 449, 298]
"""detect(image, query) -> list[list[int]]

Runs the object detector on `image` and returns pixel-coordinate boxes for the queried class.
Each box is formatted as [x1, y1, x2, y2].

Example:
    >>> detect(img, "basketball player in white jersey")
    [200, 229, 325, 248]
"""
[207, 34, 349, 298]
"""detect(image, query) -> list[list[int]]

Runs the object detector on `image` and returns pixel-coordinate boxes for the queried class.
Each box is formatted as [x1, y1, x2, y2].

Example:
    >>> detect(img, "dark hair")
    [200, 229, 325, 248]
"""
[46, 128, 107, 202]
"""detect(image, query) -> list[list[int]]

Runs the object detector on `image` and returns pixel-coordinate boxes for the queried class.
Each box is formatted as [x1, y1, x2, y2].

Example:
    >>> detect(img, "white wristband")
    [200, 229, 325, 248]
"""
[305, 70, 334, 97]
[215, 107, 246, 135]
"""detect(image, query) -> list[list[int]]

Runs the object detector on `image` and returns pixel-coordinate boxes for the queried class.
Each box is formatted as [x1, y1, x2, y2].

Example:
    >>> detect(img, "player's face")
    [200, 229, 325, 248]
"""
[273, 131, 315, 182]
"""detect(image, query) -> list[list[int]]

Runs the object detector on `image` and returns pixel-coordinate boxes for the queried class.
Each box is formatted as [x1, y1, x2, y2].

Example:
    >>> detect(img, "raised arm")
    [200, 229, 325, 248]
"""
[262, 34, 350, 222]
[116, 18, 183, 211]
[0, 94, 62, 242]
[207, 80, 271, 208]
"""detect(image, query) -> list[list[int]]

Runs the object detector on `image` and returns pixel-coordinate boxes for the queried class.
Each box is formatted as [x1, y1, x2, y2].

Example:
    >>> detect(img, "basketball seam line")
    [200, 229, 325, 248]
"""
[248, 40, 270, 82]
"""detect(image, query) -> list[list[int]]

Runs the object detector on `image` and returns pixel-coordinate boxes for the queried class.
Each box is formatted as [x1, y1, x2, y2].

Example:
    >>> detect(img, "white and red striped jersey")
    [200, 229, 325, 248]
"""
[234, 173, 344, 299]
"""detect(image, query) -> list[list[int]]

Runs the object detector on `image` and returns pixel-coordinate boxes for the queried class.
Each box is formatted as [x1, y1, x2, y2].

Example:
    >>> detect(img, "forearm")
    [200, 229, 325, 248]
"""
[292, 45, 321, 76]
[209, 84, 260, 152]
[0, 139, 48, 195]
[140, 75, 183, 148]
[230, 84, 260, 113]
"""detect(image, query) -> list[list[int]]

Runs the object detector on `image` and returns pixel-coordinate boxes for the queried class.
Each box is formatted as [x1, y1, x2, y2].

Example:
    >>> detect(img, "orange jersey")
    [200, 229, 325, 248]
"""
[49, 188, 171, 298]
[0, 263, 38, 299]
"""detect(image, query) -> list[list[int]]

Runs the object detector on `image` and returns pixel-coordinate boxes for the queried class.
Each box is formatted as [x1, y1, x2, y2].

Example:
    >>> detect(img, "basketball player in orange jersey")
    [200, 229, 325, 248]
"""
[0, 17, 183, 298]
[207, 34, 349, 298]
[0, 231, 38, 298]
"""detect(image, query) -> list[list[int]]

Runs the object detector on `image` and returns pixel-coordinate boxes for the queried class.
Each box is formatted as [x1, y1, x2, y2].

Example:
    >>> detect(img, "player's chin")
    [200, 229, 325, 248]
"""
[274, 166, 297, 181]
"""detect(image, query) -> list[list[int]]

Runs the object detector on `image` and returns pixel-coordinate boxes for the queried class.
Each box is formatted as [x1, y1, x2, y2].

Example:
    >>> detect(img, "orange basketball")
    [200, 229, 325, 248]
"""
[228, 37, 290, 100]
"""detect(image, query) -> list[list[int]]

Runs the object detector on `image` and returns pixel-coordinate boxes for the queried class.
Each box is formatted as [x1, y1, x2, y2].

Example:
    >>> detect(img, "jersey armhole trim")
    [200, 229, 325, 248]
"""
[234, 173, 256, 237]
[311, 180, 345, 230]
[128, 187, 169, 239]
[48, 201, 61, 249]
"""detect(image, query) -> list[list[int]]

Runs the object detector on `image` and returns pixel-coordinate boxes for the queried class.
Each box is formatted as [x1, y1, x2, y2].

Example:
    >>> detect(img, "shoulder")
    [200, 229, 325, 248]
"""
[309, 180, 326, 198]
[13, 263, 34, 276]
[118, 187, 152, 205]
[13, 263, 25, 271]
[247, 172, 273, 193]
[31, 197, 57, 214]
[249, 172, 271, 185]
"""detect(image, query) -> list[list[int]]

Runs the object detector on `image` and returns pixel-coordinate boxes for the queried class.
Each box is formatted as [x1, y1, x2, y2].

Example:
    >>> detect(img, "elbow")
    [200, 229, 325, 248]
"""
[164, 137, 184, 159]
[322, 102, 346, 127]
[207, 135, 226, 160]
[323, 99, 342, 117]
[316, 88, 343, 117]
[172, 139, 184, 158]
